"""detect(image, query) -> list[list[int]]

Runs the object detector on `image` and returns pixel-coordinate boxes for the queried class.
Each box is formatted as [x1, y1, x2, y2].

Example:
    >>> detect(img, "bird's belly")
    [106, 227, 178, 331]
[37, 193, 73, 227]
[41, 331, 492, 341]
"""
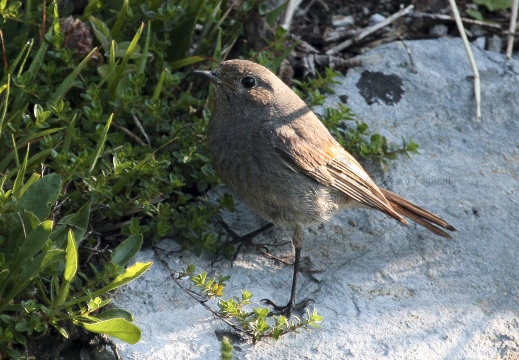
[215, 156, 341, 227]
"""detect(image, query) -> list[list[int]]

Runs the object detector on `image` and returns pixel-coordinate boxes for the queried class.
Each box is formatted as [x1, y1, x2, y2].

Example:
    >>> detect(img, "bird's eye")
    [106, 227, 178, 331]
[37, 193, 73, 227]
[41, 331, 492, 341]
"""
[241, 76, 256, 89]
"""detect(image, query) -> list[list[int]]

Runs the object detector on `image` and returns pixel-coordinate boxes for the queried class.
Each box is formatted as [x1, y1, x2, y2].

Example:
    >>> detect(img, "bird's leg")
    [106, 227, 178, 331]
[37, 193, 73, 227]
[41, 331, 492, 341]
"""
[262, 225, 311, 317]
[212, 222, 274, 266]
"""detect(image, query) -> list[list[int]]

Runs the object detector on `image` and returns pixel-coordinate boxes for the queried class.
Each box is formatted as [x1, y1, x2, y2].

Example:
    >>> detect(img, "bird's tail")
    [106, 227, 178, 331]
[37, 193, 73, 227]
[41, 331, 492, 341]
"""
[380, 188, 457, 239]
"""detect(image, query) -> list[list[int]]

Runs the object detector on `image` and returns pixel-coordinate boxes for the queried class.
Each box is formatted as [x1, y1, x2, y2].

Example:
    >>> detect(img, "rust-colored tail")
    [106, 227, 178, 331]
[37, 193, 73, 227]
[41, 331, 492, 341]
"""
[380, 188, 457, 239]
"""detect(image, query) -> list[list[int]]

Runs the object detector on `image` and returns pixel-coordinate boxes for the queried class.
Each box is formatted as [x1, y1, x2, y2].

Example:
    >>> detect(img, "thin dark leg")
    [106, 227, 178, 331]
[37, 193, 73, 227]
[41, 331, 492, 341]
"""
[262, 225, 311, 318]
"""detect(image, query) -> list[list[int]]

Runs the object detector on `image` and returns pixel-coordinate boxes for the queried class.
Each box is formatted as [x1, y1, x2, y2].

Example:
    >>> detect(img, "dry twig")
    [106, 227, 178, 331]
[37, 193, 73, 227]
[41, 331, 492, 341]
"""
[282, 0, 303, 30]
[326, 4, 414, 55]
[411, 12, 503, 31]
[506, 0, 519, 59]
[448, 0, 481, 121]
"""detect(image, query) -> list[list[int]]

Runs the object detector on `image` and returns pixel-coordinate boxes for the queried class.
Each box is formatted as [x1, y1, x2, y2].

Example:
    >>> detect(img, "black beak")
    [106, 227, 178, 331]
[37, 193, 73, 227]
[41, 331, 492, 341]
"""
[192, 69, 236, 91]
[192, 70, 220, 85]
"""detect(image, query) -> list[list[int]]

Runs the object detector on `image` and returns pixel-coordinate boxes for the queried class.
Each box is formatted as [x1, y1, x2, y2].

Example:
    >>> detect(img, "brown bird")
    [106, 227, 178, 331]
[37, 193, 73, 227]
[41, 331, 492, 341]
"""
[194, 60, 456, 317]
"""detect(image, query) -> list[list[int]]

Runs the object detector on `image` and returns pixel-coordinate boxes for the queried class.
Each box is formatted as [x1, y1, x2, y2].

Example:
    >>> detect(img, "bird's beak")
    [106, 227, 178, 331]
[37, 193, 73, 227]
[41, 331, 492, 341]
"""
[192, 70, 220, 84]
[192, 69, 236, 91]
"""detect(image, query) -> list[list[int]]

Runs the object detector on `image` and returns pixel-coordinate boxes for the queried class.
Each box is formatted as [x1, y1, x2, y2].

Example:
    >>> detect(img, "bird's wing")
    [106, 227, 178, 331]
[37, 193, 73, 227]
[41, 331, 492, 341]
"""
[271, 113, 405, 223]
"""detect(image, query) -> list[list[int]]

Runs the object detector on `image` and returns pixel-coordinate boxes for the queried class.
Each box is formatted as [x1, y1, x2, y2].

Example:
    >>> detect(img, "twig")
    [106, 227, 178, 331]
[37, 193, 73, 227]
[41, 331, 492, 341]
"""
[326, 4, 414, 54]
[449, 0, 481, 121]
[112, 122, 147, 146]
[411, 12, 503, 31]
[131, 112, 151, 146]
[153, 247, 253, 340]
[282, 0, 303, 30]
[0, 31, 6, 74]
[506, 0, 519, 59]
[397, 35, 417, 73]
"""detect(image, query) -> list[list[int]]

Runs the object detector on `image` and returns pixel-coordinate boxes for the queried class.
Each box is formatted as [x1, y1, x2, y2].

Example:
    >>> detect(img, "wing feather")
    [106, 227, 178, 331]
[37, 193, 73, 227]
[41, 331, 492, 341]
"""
[272, 114, 405, 223]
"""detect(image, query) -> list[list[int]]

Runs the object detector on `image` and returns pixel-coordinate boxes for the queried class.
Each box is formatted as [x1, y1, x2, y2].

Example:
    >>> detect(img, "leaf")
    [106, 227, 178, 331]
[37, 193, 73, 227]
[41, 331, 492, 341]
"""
[5, 249, 64, 302]
[168, 0, 206, 61]
[61, 114, 77, 155]
[89, 16, 112, 48]
[265, 1, 289, 26]
[51, 202, 91, 248]
[95, 308, 134, 322]
[18, 173, 41, 198]
[111, 0, 129, 40]
[88, 114, 113, 174]
[64, 230, 78, 281]
[14, 220, 53, 268]
[50, 47, 100, 102]
[169, 56, 205, 71]
[474, 0, 512, 11]
[4, 149, 54, 179]
[16, 173, 61, 221]
[97, 262, 152, 293]
[11, 145, 29, 197]
[79, 318, 141, 344]
[110, 235, 143, 267]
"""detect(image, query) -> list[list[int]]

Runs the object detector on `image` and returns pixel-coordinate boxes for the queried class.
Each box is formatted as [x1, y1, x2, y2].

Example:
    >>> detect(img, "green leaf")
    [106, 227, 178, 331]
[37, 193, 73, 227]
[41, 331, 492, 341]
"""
[11, 145, 29, 197]
[89, 16, 112, 49]
[18, 173, 41, 198]
[96, 308, 134, 322]
[61, 114, 77, 155]
[5, 249, 64, 302]
[97, 262, 152, 294]
[170, 56, 205, 71]
[51, 202, 91, 248]
[474, 0, 512, 11]
[110, 235, 143, 267]
[168, 0, 206, 61]
[111, 0, 129, 39]
[88, 114, 113, 174]
[265, 1, 289, 26]
[16, 173, 61, 221]
[14, 220, 53, 268]
[50, 47, 100, 102]
[79, 318, 141, 344]
[64, 230, 78, 281]
[16, 174, 61, 221]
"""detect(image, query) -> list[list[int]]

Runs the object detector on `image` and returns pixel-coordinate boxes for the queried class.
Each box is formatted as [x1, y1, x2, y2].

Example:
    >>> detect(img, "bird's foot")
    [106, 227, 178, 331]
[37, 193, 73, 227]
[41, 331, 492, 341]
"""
[211, 222, 274, 266]
[261, 298, 314, 318]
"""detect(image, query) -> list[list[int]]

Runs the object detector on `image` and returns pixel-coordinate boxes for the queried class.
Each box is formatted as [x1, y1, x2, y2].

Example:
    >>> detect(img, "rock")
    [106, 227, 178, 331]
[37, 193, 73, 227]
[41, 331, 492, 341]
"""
[487, 34, 503, 53]
[369, 13, 386, 26]
[428, 24, 449, 37]
[332, 15, 354, 27]
[473, 36, 486, 50]
[112, 38, 519, 359]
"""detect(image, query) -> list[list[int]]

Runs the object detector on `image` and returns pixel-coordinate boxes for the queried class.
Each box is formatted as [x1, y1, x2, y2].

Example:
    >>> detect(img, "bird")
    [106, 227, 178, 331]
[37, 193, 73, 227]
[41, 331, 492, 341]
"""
[193, 59, 456, 317]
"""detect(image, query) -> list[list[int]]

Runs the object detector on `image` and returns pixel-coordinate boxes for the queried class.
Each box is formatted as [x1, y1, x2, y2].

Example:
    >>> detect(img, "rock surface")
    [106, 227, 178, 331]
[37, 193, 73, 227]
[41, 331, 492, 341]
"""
[113, 38, 519, 359]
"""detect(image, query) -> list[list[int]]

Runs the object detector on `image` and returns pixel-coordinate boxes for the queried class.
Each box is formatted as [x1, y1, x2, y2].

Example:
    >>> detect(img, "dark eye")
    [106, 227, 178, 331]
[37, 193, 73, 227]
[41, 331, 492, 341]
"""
[241, 76, 256, 89]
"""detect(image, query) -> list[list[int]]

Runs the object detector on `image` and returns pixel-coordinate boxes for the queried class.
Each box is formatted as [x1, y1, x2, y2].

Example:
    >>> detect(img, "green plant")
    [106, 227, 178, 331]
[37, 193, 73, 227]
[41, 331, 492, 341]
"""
[173, 265, 323, 344]
[0, 168, 151, 358]
[0, 0, 252, 254]
[220, 336, 233, 360]
[467, 0, 513, 20]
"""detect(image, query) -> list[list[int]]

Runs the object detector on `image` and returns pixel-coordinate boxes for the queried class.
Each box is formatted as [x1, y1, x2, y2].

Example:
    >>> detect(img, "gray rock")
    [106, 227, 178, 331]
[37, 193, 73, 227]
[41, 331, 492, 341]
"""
[487, 34, 503, 53]
[429, 24, 449, 37]
[332, 15, 354, 27]
[112, 38, 519, 359]
[369, 13, 386, 26]
[473, 36, 486, 50]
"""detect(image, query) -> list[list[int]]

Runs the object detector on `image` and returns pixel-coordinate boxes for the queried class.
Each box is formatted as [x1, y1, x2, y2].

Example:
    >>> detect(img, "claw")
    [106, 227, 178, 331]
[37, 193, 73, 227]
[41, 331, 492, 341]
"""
[261, 298, 314, 317]
[211, 222, 274, 266]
